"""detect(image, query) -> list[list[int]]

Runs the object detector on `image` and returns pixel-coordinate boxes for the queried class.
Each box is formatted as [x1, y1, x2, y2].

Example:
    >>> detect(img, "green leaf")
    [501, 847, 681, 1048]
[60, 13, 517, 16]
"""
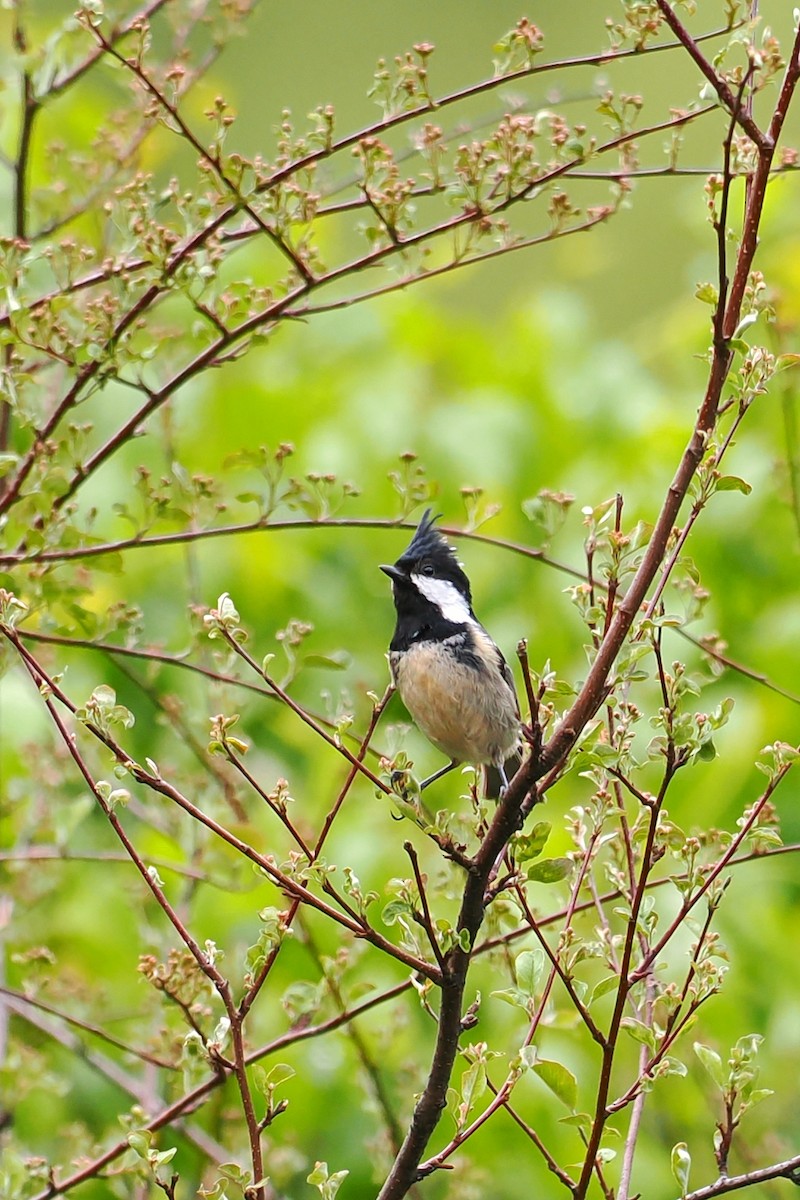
[127, 1131, 152, 1159]
[533, 1058, 578, 1110]
[460, 1059, 487, 1113]
[381, 899, 410, 926]
[517, 1044, 538, 1070]
[732, 311, 758, 339]
[671, 1141, 691, 1197]
[559, 1112, 592, 1133]
[307, 1161, 349, 1198]
[526, 857, 572, 884]
[253, 1062, 296, 1096]
[110, 704, 136, 729]
[694, 281, 717, 305]
[217, 1162, 252, 1187]
[512, 821, 551, 864]
[456, 927, 472, 952]
[304, 651, 351, 671]
[490, 987, 529, 1012]
[694, 1042, 726, 1088]
[93, 684, 116, 706]
[696, 739, 717, 762]
[621, 1018, 657, 1050]
[217, 592, 239, 622]
[307, 1162, 329, 1185]
[589, 974, 620, 1005]
[744, 1087, 774, 1109]
[515, 949, 545, 997]
[656, 1056, 688, 1079]
[716, 475, 752, 495]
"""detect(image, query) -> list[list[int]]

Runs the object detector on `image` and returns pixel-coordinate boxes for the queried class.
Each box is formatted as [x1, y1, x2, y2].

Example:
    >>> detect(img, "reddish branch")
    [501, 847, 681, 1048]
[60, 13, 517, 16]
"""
[534, 34, 800, 785]
[2, 628, 440, 984]
[0, 46, 719, 516]
[376, 18, 800, 1200]
[3, 9, 800, 1200]
[21, 976, 414, 1200]
[11, 645, 271, 1195]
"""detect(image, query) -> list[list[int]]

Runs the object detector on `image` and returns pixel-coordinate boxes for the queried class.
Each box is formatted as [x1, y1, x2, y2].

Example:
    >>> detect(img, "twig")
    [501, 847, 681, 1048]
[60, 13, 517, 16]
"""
[13, 640, 269, 1193]
[25, 977, 413, 1200]
[237, 683, 397, 1019]
[0, 983, 175, 1070]
[219, 627, 391, 793]
[680, 1154, 800, 1199]
[88, 22, 314, 284]
[654, 1, 766, 149]
[2, 628, 440, 981]
[1, 104, 707, 524]
[405, 841, 447, 972]
[2, 990, 230, 1167]
[531, 28, 800, 789]
[572, 757, 677, 1198]
[630, 768, 792, 986]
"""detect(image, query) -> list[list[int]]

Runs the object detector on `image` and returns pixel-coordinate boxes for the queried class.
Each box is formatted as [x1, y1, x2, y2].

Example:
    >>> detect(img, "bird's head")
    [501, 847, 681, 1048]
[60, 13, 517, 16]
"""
[380, 509, 473, 624]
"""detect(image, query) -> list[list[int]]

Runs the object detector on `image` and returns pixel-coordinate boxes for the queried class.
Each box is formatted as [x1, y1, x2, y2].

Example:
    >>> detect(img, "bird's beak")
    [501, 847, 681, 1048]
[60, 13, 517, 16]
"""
[380, 564, 404, 583]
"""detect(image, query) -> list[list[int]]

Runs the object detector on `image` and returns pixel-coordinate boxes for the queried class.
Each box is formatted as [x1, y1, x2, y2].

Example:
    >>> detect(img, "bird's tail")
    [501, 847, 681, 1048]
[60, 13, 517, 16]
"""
[483, 747, 524, 800]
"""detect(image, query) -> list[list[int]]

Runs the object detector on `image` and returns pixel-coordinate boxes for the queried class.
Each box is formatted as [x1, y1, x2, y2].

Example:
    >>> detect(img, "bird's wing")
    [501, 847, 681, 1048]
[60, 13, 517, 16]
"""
[495, 646, 520, 718]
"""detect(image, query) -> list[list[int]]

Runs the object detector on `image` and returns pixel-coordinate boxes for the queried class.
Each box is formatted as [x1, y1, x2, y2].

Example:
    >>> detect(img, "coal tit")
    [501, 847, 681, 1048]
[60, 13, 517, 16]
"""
[381, 509, 522, 797]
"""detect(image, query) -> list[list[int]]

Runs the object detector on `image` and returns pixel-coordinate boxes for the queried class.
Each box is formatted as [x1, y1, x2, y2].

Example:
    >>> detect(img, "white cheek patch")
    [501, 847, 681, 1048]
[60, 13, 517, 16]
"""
[411, 574, 472, 624]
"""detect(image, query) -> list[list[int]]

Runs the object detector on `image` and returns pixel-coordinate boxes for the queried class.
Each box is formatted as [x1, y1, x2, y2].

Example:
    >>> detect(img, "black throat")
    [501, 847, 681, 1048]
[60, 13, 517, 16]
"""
[388, 583, 471, 653]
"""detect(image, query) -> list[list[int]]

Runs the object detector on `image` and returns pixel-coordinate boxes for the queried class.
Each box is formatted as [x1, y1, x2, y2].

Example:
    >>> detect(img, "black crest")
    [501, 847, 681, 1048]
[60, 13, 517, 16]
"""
[395, 509, 472, 602]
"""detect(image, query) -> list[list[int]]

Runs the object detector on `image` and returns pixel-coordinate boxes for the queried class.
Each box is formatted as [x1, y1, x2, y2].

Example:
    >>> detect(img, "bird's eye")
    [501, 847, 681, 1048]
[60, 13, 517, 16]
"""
[420, 562, 435, 577]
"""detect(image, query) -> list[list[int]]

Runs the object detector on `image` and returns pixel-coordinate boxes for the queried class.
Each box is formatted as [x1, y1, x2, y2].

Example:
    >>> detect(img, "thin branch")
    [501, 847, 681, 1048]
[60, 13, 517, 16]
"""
[416, 818, 602, 1180]
[89, 22, 313, 283]
[41, 0, 175, 102]
[572, 758, 677, 1199]
[0, 983, 175, 1070]
[218, 627, 391, 793]
[680, 1154, 800, 1199]
[16, 627, 390, 756]
[630, 768, 793, 986]
[238, 23, 741, 200]
[0, 104, 708, 523]
[2, 628, 440, 981]
[405, 841, 447, 973]
[0, 846, 227, 885]
[237, 683, 396, 1020]
[112, 652, 247, 821]
[654, 1, 766, 149]
[529, 30, 795, 791]
[298, 912, 409, 1156]
[1, 990, 231, 1168]
[25, 973, 412, 1200]
[8, 510, 800, 710]
[12, 632, 270, 1188]
[11, 8, 33, 244]
[490, 1085, 577, 1193]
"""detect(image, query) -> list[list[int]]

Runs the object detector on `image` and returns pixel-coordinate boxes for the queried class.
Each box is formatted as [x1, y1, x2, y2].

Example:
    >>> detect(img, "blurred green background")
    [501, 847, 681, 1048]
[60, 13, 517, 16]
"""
[2, 3, 800, 1198]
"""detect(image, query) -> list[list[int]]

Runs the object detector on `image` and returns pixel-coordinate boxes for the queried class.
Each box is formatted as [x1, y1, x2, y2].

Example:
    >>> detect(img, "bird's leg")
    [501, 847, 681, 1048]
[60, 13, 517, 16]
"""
[419, 759, 458, 791]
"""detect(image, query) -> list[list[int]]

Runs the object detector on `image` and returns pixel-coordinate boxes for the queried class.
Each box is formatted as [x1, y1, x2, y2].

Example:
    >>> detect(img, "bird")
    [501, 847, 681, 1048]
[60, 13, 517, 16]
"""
[380, 509, 522, 798]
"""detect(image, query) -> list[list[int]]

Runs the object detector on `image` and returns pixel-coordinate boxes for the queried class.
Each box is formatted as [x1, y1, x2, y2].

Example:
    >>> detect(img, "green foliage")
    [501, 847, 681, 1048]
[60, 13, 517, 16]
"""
[2, 4, 800, 1200]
